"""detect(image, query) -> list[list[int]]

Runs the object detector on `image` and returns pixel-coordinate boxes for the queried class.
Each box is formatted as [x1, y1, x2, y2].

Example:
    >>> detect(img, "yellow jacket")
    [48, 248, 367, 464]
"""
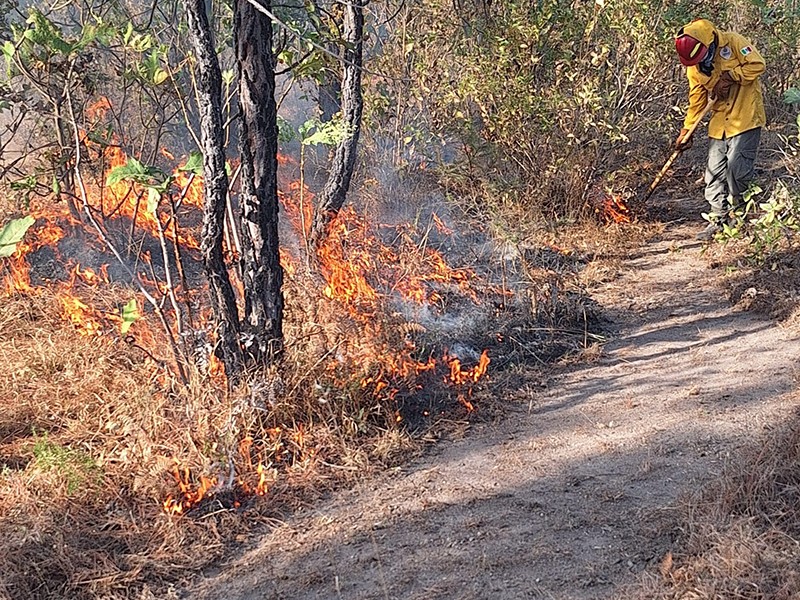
[683, 31, 766, 139]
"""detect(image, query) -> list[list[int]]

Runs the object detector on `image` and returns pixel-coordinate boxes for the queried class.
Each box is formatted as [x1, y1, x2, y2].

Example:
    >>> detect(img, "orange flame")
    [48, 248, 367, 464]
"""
[162, 465, 218, 516]
[600, 193, 631, 224]
[444, 349, 490, 412]
[447, 349, 491, 385]
[59, 294, 103, 336]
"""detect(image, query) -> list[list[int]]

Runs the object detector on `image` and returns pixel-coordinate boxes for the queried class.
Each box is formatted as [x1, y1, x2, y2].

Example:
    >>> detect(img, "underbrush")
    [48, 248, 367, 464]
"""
[0, 285, 438, 599]
[0, 195, 645, 599]
[630, 403, 800, 599]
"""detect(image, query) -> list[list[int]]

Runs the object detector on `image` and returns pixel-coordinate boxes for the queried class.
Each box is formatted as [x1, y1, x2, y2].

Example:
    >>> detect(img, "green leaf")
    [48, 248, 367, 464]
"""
[784, 88, 800, 105]
[2, 40, 14, 59]
[120, 298, 139, 334]
[123, 22, 133, 46]
[26, 10, 73, 55]
[106, 157, 166, 186]
[146, 186, 160, 215]
[277, 116, 295, 142]
[300, 116, 350, 147]
[2, 46, 12, 76]
[179, 151, 203, 175]
[0, 215, 35, 258]
[153, 68, 169, 85]
[52, 175, 60, 196]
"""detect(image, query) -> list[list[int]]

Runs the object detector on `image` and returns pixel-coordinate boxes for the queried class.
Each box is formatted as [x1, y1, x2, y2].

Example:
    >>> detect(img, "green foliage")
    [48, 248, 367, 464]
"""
[106, 157, 167, 188]
[716, 182, 800, 262]
[179, 151, 204, 175]
[8, 176, 38, 206]
[13, 9, 114, 61]
[277, 115, 296, 142]
[299, 115, 350, 147]
[0, 215, 35, 258]
[31, 433, 100, 495]
[374, 0, 698, 222]
[785, 88, 800, 105]
[120, 298, 140, 335]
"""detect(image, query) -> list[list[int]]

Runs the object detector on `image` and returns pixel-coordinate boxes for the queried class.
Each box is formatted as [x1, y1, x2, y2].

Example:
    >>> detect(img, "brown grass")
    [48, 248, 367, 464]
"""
[628, 403, 800, 600]
[0, 165, 660, 599]
[0, 275, 421, 598]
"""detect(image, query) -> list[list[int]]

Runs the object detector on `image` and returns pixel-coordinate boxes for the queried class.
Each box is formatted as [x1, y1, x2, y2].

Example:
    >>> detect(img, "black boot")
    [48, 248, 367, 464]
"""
[695, 222, 721, 241]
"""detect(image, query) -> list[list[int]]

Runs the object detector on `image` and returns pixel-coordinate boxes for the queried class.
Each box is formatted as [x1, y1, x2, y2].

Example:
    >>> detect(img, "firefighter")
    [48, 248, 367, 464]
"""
[674, 19, 766, 240]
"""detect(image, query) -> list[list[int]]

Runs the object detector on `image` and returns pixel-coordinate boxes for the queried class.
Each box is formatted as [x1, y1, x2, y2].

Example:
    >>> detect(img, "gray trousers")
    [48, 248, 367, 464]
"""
[705, 127, 761, 220]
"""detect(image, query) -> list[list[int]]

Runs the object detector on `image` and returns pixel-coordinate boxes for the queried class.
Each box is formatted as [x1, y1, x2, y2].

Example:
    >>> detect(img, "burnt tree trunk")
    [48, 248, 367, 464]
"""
[183, 0, 244, 378]
[234, 0, 284, 362]
[309, 0, 364, 246]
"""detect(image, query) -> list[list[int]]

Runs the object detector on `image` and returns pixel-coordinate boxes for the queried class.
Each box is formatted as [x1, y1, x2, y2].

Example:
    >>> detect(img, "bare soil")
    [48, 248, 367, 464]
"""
[188, 197, 800, 600]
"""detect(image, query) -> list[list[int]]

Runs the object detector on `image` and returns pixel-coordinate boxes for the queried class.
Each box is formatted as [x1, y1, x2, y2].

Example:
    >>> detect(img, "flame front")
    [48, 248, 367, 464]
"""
[600, 193, 632, 224]
[162, 465, 218, 516]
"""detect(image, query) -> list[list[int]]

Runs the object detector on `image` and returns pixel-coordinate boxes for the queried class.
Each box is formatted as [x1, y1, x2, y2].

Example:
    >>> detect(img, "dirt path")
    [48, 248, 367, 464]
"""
[189, 215, 800, 600]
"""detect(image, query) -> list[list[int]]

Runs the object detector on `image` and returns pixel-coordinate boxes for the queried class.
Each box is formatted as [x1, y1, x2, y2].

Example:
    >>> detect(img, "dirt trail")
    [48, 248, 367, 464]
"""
[190, 213, 800, 600]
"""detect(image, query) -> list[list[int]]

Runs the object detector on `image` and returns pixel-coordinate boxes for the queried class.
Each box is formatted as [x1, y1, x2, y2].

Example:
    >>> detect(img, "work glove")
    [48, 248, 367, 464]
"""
[675, 128, 693, 151]
[712, 71, 736, 100]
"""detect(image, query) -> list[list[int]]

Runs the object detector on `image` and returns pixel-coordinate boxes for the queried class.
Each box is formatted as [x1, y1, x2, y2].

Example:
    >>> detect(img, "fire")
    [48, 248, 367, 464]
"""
[255, 463, 269, 496]
[444, 349, 490, 412]
[2, 218, 67, 294]
[68, 264, 109, 286]
[273, 154, 499, 411]
[447, 349, 491, 385]
[599, 193, 632, 224]
[3, 250, 34, 294]
[59, 294, 103, 336]
[86, 96, 112, 122]
[312, 205, 480, 311]
[162, 464, 218, 516]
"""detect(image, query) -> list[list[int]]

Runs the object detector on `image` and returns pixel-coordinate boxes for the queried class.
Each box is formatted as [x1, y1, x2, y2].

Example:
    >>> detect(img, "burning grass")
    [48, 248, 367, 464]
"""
[0, 188, 616, 598]
[0, 95, 633, 597]
[0, 284, 412, 599]
[0, 186, 508, 599]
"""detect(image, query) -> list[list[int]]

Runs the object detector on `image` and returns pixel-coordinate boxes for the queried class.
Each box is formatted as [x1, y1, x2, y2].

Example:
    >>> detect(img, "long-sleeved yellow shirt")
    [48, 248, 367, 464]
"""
[683, 31, 766, 139]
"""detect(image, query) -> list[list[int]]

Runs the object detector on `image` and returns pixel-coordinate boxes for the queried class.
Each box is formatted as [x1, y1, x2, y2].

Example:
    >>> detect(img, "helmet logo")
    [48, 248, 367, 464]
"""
[689, 42, 703, 58]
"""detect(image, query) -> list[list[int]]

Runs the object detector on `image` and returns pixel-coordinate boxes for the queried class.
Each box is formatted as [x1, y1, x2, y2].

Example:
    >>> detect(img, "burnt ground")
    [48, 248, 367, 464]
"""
[186, 192, 800, 600]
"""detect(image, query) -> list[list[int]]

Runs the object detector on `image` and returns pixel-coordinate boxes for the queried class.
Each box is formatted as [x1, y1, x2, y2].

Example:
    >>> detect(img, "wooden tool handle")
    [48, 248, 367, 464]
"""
[643, 99, 715, 203]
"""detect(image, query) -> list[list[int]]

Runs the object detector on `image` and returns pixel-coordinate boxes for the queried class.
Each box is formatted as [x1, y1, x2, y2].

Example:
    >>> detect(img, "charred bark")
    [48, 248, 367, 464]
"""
[318, 67, 342, 123]
[234, 0, 284, 362]
[183, 0, 244, 378]
[309, 0, 365, 246]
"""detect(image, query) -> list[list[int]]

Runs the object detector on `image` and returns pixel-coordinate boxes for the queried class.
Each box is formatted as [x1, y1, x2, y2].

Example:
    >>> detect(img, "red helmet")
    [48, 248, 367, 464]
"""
[675, 33, 708, 66]
[675, 19, 717, 66]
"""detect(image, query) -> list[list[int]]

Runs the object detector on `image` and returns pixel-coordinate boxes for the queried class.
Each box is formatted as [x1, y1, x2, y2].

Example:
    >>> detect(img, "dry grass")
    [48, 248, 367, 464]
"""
[628, 403, 800, 600]
[0, 207, 563, 599]
[0, 273, 431, 599]
[0, 158, 660, 599]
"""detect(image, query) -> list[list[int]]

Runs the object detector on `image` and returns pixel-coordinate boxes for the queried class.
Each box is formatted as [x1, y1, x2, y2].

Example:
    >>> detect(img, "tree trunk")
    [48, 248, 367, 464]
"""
[311, 0, 342, 122]
[317, 68, 341, 123]
[310, 0, 365, 246]
[234, 0, 284, 362]
[183, 0, 244, 378]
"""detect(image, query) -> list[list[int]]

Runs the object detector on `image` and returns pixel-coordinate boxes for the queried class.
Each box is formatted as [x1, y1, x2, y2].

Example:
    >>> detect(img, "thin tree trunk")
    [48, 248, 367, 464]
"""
[183, 0, 244, 378]
[234, 0, 284, 362]
[310, 0, 365, 246]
